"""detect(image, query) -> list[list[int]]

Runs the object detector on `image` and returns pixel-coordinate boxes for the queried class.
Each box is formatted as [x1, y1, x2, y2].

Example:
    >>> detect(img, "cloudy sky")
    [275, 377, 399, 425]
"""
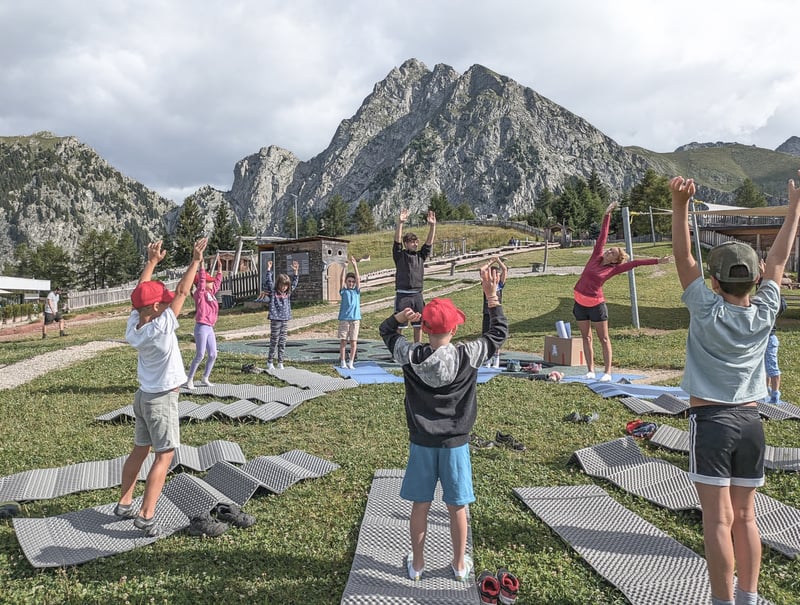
[1, 0, 797, 203]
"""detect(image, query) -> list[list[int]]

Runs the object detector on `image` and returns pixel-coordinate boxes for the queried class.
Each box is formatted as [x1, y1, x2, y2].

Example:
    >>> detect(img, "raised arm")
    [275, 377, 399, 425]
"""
[351, 255, 361, 287]
[763, 170, 800, 284]
[425, 210, 436, 246]
[138, 241, 167, 284]
[395, 208, 408, 244]
[669, 176, 701, 290]
[496, 256, 508, 283]
[171, 238, 208, 315]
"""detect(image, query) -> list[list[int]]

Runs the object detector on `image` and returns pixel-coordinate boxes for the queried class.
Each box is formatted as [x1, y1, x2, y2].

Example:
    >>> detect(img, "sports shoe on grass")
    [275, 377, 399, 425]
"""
[113, 502, 137, 518]
[187, 512, 229, 537]
[477, 570, 500, 604]
[582, 412, 600, 424]
[133, 515, 162, 537]
[630, 421, 657, 439]
[406, 552, 423, 580]
[200, 378, 214, 387]
[452, 554, 473, 581]
[495, 432, 526, 451]
[214, 503, 256, 528]
[496, 567, 520, 604]
[470, 433, 495, 449]
[0, 501, 21, 519]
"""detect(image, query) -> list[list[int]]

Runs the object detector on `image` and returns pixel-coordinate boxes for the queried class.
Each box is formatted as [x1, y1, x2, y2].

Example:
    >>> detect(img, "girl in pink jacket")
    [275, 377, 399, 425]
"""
[186, 254, 223, 389]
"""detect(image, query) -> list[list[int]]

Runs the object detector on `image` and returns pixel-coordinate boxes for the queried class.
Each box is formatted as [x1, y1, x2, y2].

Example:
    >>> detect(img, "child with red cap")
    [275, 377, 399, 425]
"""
[379, 260, 508, 583]
[115, 237, 207, 536]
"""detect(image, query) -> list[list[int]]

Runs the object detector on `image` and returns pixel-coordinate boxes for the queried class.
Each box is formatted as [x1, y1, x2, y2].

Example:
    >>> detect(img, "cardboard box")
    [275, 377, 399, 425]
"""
[544, 336, 584, 367]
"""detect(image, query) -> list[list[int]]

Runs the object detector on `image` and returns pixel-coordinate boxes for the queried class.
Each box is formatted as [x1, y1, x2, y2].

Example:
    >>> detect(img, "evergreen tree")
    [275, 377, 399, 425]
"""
[427, 191, 454, 221]
[159, 226, 175, 270]
[352, 200, 376, 233]
[75, 230, 117, 289]
[16, 241, 75, 288]
[209, 203, 237, 252]
[734, 178, 767, 208]
[452, 202, 475, 220]
[302, 216, 318, 237]
[285, 209, 298, 239]
[322, 195, 349, 236]
[628, 169, 671, 235]
[114, 231, 142, 284]
[172, 197, 205, 265]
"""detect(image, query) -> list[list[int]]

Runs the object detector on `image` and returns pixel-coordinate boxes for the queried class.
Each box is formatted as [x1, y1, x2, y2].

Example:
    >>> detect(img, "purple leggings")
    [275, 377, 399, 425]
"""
[187, 323, 217, 380]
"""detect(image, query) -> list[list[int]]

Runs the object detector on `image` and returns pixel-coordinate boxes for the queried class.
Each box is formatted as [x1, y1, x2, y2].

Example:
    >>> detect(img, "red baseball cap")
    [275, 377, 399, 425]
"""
[131, 281, 175, 309]
[421, 298, 465, 335]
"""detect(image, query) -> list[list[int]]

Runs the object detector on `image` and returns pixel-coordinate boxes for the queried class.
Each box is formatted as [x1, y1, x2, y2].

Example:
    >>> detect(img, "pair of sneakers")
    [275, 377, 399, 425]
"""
[185, 377, 213, 390]
[266, 362, 285, 370]
[340, 359, 355, 370]
[477, 568, 520, 604]
[404, 553, 473, 582]
[115, 504, 163, 537]
[188, 503, 256, 538]
[584, 371, 613, 382]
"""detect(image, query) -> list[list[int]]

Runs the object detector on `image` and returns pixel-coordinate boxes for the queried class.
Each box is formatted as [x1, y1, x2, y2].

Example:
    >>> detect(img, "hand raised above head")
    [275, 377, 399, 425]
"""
[669, 176, 696, 205]
[427, 210, 436, 224]
[147, 241, 167, 263]
[789, 169, 800, 205]
[192, 238, 208, 261]
[399, 208, 409, 222]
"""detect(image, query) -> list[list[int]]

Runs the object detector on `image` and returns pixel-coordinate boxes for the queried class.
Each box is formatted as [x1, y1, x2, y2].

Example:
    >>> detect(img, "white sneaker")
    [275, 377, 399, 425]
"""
[599, 373, 613, 382]
[277, 362, 284, 370]
[200, 378, 214, 387]
[340, 360, 348, 369]
[348, 361, 355, 370]
[583, 372, 596, 380]
[492, 356, 501, 368]
[267, 362, 274, 370]
[185, 380, 195, 390]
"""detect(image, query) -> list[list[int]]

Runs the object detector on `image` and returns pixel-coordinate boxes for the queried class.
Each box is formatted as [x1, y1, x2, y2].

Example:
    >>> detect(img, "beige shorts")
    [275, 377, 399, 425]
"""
[133, 388, 180, 452]
[338, 320, 360, 341]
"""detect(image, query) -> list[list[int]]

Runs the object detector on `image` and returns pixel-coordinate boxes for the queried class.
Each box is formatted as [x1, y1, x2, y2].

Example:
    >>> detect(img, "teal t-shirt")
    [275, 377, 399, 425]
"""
[681, 277, 780, 404]
[338, 288, 361, 321]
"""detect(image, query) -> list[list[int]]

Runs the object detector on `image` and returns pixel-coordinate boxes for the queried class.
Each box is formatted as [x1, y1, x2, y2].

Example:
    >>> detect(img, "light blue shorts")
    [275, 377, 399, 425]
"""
[765, 333, 780, 378]
[400, 443, 475, 506]
[133, 388, 180, 452]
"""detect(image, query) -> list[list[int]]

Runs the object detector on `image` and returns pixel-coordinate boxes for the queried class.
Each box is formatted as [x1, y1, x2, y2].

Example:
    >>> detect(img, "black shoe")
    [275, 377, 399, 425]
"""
[214, 503, 256, 528]
[470, 433, 495, 449]
[188, 512, 229, 537]
[133, 515, 162, 537]
[0, 501, 21, 519]
[495, 432, 526, 451]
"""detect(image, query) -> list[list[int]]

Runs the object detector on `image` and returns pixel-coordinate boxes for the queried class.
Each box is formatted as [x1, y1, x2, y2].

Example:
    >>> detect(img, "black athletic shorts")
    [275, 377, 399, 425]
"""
[572, 301, 609, 323]
[395, 291, 424, 328]
[44, 312, 63, 325]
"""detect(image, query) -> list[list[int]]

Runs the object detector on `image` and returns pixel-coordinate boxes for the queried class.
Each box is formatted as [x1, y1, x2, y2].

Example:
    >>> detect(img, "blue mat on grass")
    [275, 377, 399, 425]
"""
[587, 382, 689, 400]
[561, 372, 645, 384]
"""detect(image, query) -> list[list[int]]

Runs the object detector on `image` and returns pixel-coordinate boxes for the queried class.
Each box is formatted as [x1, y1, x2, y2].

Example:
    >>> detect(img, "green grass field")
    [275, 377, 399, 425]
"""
[1, 228, 799, 604]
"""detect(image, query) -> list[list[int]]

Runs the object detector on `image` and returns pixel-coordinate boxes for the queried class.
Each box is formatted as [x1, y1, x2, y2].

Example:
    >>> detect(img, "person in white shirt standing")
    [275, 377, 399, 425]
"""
[41, 288, 66, 338]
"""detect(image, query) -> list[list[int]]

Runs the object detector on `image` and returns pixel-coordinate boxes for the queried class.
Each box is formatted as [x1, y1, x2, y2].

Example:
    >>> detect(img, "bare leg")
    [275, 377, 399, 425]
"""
[119, 445, 151, 505]
[138, 449, 175, 520]
[413, 326, 422, 344]
[447, 504, 468, 572]
[594, 320, 612, 374]
[409, 501, 431, 572]
[730, 485, 761, 594]
[695, 482, 735, 602]
[349, 339, 357, 364]
[577, 319, 593, 372]
[339, 339, 347, 363]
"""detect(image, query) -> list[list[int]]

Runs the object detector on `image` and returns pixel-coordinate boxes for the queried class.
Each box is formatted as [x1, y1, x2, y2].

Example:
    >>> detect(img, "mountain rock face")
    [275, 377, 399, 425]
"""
[0, 132, 175, 257]
[196, 58, 654, 235]
[674, 142, 736, 152]
[776, 136, 800, 157]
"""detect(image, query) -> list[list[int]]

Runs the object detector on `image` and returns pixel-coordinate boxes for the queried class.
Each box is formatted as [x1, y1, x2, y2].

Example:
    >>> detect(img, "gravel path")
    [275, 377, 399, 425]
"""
[0, 340, 126, 391]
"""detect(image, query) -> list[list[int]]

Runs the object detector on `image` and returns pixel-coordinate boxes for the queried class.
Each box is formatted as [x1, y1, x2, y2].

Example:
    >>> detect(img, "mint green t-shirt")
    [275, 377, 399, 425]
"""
[680, 277, 780, 404]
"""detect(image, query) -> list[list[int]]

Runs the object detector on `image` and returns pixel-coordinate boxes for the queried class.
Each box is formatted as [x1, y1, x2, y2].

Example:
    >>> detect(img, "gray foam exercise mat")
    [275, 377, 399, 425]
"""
[650, 424, 800, 472]
[340, 469, 480, 605]
[514, 485, 772, 605]
[618, 393, 689, 416]
[756, 400, 800, 421]
[0, 440, 246, 503]
[587, 382, 689, 400]
[13, 449, 339, 568]
[570, 437, 800, 558]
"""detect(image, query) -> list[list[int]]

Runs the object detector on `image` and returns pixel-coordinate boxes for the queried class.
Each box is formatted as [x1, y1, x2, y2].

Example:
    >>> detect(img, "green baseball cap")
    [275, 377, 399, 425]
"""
[707, 241, 759, 283]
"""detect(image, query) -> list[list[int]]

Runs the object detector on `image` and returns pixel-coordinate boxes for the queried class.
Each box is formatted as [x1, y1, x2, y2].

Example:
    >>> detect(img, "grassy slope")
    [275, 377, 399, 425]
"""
[1, 227, 799, 604]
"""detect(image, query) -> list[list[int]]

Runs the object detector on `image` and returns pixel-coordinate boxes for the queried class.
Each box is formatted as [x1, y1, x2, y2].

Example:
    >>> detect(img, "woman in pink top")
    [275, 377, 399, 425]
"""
[573, 201, 672, 382]
[186, 253, 224, 389]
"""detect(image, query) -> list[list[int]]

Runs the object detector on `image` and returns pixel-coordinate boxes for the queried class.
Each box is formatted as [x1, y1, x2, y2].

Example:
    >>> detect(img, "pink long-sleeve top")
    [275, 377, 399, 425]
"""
[573, 213, 658, 307]
[193, 267, 224, 326]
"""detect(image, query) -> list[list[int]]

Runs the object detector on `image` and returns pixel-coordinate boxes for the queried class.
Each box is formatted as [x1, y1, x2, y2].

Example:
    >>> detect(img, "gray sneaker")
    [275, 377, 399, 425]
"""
[133, 515, 162, 537]
[113, 502, 137, 518]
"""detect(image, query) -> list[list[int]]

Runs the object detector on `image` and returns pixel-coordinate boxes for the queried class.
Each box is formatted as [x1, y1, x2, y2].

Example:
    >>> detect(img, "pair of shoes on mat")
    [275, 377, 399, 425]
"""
[470, 433, 495, 449]
[214, 503, 256, 528]
[477, 567, 520, 604]
[188, 512, 229, 537]
[626, 419, 657, 439]
[452, 554, 473, 581]
[495, 432, 526, 451]
[406, 552, 424, 580]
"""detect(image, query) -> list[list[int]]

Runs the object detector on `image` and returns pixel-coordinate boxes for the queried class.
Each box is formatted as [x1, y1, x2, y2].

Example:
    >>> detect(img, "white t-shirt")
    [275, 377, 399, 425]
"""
[681, 277, 779, 404]
[125, 307, 187, 393]
[46, 292, 59, 314]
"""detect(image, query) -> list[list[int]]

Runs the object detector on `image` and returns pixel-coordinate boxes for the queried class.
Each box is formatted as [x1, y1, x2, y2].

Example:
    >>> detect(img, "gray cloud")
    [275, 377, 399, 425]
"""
[1, 0, 797, 202]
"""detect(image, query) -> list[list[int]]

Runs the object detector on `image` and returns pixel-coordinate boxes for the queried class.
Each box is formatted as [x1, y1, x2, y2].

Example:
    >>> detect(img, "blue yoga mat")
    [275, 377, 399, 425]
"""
[587, 382, 689, 400]
[333, 362, 404, 384]
[561, 372, 645, 385]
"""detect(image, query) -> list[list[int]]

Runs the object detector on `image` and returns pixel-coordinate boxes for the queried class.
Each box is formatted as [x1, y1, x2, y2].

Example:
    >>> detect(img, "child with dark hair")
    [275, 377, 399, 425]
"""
[380, 260, 507, 583]
[393, 208, 436, 343]
[185, 252, 223, 389]
[671, 170, 800, 605]
[263, 259, 299, 370]
[338, 255, 361, 369]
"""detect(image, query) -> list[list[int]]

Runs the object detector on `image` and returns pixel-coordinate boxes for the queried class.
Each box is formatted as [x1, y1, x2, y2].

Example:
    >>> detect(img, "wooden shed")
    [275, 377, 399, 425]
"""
[256, 236, 350, 303]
